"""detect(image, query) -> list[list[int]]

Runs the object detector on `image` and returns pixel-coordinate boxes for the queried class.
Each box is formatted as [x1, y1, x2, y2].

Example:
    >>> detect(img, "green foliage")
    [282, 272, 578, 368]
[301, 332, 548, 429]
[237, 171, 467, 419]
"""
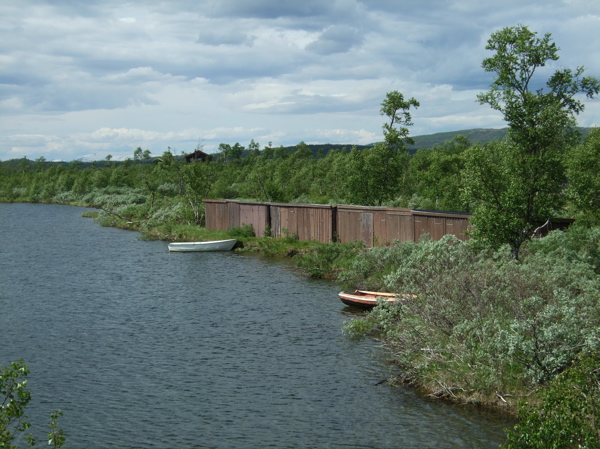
[343, 144, 406, 206]
[295, 241, 363, 279]
[1, 124, 597, 230]
[0, 362, 64, 449]
[524, 227, 600, 275]
[566, 128, 600, 226]
[338, 240, 418, 290]
[342, 231, 600, 405]
[181, 160, 216, 225]
[343, 314, 378, 340]
[409, 135, 470, 211]
[47, 410, 65, 449]
[477, 25, 599, 152]
[503, 355, 600, 449]
[1, 360, 33, 448]
[380, 90, 420, 151]
[464, 138, 565, 259]
[467, 24, 600, 259]
[227, 223, 255, 238]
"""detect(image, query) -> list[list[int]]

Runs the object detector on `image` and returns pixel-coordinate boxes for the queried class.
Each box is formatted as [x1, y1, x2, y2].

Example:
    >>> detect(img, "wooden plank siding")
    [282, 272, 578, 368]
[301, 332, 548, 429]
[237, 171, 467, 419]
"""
[239, 203, 269, 237]
[336, 207, 367, 246]
[386, 211, 415, 243]
[336, 206, 414, 248]
[412, 210, 471, 242]
[269, 203, 335, 243]
[204, 200, 269, 237]
[204, 200, 472, 246]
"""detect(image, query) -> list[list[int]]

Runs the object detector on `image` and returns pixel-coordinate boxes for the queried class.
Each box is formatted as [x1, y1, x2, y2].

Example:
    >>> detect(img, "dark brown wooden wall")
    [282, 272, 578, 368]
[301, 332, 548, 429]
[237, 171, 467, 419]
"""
[269, 203, 335, 242]
[204, 200, 472, 246]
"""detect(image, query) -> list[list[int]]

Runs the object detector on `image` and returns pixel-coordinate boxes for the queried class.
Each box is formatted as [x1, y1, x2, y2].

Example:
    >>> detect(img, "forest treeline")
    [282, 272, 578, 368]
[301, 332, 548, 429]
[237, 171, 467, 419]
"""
[0, 133, 486, 214]
[0, 125, 598, 228]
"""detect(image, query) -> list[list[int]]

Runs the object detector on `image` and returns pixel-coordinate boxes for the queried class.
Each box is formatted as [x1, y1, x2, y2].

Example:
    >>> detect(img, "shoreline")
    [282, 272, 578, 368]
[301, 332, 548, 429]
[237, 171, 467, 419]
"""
[3, 201, 592, 424]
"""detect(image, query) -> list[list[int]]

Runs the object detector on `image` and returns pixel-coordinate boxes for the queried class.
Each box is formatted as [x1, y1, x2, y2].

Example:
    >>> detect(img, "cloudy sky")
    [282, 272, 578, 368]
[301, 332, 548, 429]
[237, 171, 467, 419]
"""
[2, 0, 599, 161]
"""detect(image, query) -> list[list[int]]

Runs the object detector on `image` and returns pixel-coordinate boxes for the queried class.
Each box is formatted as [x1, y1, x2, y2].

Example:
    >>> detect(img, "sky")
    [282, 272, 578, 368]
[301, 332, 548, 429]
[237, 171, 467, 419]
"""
[1, 1, 600, 162]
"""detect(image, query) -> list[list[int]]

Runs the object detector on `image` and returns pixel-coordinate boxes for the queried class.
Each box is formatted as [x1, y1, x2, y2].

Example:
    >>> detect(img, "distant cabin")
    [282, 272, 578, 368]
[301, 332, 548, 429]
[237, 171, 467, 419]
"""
[185, 150, 212, 163]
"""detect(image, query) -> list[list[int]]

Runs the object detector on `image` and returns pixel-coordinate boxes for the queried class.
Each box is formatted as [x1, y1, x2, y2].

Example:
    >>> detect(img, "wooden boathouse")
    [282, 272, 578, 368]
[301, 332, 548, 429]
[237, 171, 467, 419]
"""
[204, 200, 472, 247]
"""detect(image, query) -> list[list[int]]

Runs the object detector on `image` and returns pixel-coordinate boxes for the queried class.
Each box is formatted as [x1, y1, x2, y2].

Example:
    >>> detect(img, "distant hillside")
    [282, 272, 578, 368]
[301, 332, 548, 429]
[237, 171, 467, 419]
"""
[408, 128, 509, 150]
[290, 126, 592, 156]
[280, 128, 509, 156]
[2, 127, 593, 167]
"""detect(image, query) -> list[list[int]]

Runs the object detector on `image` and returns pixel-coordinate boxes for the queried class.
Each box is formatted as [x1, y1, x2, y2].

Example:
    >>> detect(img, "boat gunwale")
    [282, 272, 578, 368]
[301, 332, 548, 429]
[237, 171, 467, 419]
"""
[167, 239, 237, 252]
[338, 290, 415, 308]
[168, 239, 237, 246]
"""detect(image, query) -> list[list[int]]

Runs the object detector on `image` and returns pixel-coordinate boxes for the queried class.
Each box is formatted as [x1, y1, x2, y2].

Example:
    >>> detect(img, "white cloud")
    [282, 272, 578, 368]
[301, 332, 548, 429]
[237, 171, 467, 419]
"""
[1, 0, 599, 161]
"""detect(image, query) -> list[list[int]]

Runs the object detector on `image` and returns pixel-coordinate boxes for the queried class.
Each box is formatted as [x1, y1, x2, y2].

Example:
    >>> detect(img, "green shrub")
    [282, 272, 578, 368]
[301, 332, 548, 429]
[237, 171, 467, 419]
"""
[343, 233, 600, 405]
[227, 223, 255, 238]
[146, 201, 188, 227]
[524, 227, 600, 275]
[52, 191, 77, 204]
[503, 355, 600, 449]
[1, 360, 66, 449]
[336, 240, 418, 290]
[296, 241, 363, 279]
[157, 183, 179, 197]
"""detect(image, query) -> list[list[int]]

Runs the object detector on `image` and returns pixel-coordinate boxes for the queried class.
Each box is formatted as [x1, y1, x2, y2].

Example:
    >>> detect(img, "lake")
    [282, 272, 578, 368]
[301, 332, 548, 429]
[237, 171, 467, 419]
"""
[0, 203, 510, 448]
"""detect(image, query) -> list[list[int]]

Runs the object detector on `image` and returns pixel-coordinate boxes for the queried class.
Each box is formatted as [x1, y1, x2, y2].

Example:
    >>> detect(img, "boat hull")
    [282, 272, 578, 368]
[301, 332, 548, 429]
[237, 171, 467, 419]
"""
[168, 239, 237, 252]
[338, 290, 398, 309]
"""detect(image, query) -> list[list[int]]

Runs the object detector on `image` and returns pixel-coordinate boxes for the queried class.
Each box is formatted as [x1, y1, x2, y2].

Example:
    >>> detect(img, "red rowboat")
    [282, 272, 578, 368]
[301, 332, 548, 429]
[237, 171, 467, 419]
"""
[338, 290, 399, 309]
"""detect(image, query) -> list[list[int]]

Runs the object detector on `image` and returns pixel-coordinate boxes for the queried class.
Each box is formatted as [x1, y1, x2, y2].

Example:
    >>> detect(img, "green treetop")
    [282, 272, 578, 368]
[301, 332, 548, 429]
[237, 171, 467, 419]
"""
[465, 24, 600, 259]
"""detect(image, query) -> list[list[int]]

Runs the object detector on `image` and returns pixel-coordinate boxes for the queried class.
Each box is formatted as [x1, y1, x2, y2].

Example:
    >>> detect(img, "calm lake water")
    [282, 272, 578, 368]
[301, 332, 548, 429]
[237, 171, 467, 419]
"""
[0, 203, 510, 448]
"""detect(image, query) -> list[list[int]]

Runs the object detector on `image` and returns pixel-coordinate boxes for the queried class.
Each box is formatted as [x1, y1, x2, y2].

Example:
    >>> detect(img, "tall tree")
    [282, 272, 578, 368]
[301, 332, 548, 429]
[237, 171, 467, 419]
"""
[465, 24, 600, 259]
[182, 160, 217, 225]
[346, 91, 419, 206]
[380, 90, 419, 151]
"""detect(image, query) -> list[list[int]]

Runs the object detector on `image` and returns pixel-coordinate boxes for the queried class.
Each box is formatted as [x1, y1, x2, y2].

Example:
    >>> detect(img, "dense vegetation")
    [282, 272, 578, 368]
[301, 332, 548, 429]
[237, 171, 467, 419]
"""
[1, 126, 598, 231]
[2, 25, 600, 447]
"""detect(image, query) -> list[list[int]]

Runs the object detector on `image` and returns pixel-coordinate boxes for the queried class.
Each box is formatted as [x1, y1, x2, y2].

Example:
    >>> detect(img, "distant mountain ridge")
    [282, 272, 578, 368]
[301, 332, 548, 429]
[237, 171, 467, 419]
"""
[280, 128, 510, 155]
[408, 126, 592, 151]
[286, 126, 592, 155]
[408, 127, 509, 150]
[279, 128, 510, 155]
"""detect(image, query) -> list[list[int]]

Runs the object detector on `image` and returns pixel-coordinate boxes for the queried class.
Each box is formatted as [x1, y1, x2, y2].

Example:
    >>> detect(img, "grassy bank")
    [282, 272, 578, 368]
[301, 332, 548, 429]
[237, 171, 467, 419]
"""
[297, 229, 600, 446]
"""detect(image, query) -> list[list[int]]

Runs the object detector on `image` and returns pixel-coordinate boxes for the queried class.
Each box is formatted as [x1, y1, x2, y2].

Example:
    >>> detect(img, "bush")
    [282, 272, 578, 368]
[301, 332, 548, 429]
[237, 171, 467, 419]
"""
[338, 239, 417, 290]
[1, 360, 33, 447]
[342, 234, 600, 405]
[296, 241, 363, 279]
[524, 227, 600, 275]
[503, 355, 600, 449]
[1, 360, 66, 449]
[227, 223, 255, 238]
[52, 191, 77, 204]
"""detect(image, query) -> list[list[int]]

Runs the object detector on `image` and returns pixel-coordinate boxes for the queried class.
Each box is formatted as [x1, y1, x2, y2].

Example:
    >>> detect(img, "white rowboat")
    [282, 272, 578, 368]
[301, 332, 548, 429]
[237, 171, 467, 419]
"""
[168, 239, 237, 252]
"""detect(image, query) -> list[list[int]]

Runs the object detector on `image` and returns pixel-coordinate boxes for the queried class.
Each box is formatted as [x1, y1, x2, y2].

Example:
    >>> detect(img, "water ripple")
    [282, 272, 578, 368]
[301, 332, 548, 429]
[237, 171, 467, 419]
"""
[0, 204, 510, 448]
